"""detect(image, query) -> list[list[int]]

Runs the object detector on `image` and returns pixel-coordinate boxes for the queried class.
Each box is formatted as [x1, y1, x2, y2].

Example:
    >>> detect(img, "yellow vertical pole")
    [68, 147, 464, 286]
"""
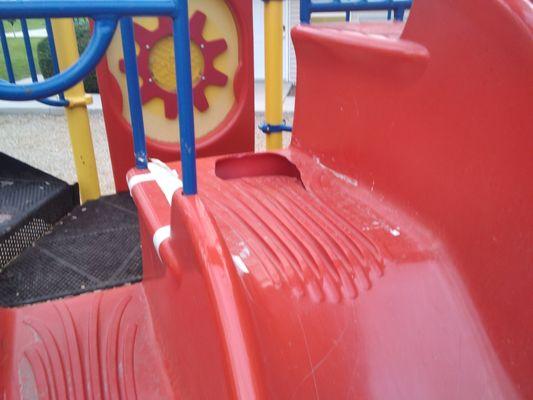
[52, 19, 100, 203]
[264, 0, 284, 150]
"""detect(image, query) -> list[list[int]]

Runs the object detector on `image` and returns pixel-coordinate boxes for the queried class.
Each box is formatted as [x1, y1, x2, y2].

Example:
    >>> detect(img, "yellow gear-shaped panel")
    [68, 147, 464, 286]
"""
[106, 0, 239, 143]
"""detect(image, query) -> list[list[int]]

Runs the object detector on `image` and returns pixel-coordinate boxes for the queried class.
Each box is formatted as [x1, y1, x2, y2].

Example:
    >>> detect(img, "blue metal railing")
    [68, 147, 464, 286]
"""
[0, 0, 198, 195]
[0, 22, 16, 83]
[43, 18, 68, 106]
[0, 18, 68, 106]
[300, 0, 413, 23]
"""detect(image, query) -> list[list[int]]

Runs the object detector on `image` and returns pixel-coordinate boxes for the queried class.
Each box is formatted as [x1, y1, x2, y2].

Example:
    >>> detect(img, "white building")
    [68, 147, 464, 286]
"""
[252, 0, 299, 83]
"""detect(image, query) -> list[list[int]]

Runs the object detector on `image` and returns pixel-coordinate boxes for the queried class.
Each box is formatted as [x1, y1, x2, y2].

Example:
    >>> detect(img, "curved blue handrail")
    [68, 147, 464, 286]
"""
[0, 18, 116, 101]
[37, 95, 69, 107]
[17, 18, 69, 106]
[0, 0, 198, 195]
[0, 0, 177, 19]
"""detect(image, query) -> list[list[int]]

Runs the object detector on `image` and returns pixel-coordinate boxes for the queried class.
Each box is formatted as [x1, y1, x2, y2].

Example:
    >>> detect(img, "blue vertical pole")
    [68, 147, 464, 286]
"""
[300, 0, 311, 23]
[20, 18, 39, 82]
[120, 17, 148, 169]
[44, 18, 65, 101]
[172, 0, 197, 195]
[394, 7, 405, 21]
[0, 21, 16, 82]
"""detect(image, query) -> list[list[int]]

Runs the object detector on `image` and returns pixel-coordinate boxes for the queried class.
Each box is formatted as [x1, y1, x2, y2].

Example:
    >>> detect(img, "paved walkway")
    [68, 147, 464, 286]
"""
[0, 82, 293, 114]
[0, 110, 293, 195]
[0, 79, 294, 194]
[4, 28, 48, 38]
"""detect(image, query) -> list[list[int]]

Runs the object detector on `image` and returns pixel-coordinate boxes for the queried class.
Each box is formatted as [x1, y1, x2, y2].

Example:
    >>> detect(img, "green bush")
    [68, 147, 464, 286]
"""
[37, 21, 99, 94]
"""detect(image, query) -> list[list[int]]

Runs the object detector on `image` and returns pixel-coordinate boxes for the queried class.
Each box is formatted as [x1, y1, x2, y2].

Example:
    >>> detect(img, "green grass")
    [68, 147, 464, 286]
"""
[2, 19, 46, 33]
[0, 37, 42, 81]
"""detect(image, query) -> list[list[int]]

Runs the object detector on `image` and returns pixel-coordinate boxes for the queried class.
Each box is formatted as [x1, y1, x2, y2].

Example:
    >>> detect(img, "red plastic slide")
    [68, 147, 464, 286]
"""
[1, 0, 531, 398]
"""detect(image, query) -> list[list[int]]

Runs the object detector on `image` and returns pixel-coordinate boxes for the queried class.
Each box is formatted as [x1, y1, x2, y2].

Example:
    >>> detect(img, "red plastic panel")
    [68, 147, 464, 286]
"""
[0, 255, 233, 399]
[127, 145, 527, 398]
[96, 0, 254, 192]
[0, 285, 175, 399]
[2, 1, 530, 399]
[290, 0, 533, 396]
[127, 0, 531, 396]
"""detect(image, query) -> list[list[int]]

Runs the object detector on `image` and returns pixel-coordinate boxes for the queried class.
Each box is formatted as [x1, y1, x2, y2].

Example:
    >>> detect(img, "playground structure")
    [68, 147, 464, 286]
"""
[0, 0, 532, 399]
[96, 0, 255, 191]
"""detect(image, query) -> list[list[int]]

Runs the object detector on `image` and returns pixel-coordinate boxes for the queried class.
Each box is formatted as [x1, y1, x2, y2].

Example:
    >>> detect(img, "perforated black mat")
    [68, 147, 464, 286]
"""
[0, 193, 142, 307]
[0, 153, 79, 267]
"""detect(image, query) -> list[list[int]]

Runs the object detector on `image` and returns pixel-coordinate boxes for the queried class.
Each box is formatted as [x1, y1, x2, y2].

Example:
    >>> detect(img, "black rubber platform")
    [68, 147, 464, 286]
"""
[0, 193, 142, 307]
[0, 153, 79, 267]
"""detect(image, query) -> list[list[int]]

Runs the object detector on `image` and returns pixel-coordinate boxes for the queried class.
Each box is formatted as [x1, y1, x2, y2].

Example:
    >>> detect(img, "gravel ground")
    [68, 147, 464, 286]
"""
[0, 111, 293, 195]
